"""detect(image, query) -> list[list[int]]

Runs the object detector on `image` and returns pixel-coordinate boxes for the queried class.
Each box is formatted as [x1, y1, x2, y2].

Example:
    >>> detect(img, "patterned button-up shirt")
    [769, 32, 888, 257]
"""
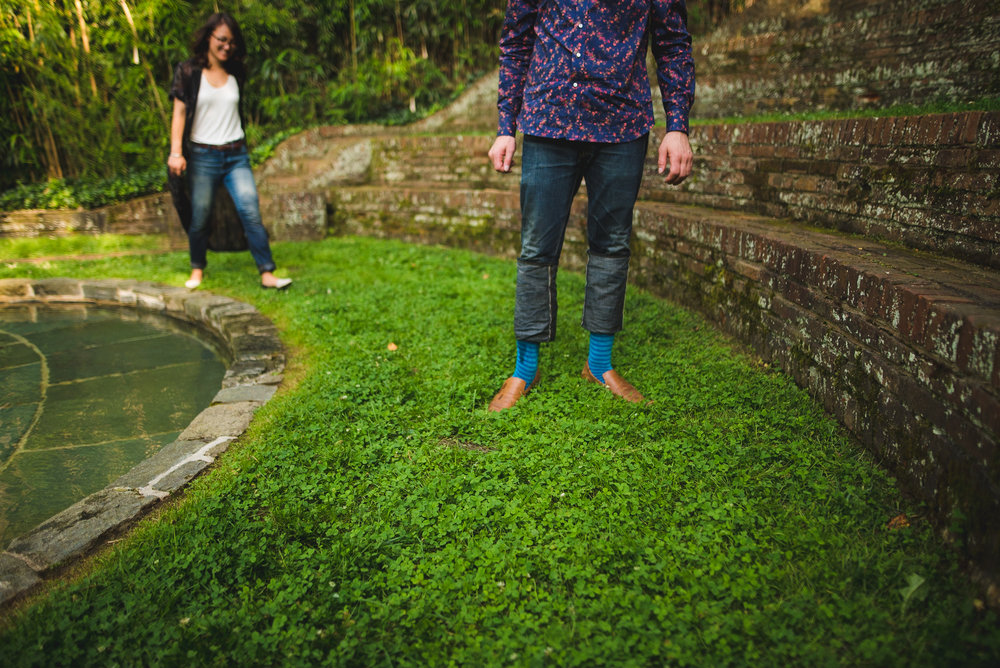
[498, 0, 695, 143]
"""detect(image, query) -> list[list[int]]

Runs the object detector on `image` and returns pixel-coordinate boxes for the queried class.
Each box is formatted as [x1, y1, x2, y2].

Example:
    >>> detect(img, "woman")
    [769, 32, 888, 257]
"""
[167, 12, 291, 290]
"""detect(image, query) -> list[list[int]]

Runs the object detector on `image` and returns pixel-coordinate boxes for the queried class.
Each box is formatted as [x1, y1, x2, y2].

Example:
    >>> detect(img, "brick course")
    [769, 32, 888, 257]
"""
[694, 0, 1000, 119]
[642, 111, 1000, 269]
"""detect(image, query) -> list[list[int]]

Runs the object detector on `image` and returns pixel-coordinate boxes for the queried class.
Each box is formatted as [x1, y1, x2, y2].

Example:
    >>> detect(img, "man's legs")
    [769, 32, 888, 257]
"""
[514, 136, 587, 342]
[489, 136, 585, 411]
[580, 134, 649, 402]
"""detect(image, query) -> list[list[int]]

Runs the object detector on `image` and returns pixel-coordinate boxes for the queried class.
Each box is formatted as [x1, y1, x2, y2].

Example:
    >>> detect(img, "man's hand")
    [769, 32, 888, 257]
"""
[657, 131, 693, 185]
[488, 135, 517, 173]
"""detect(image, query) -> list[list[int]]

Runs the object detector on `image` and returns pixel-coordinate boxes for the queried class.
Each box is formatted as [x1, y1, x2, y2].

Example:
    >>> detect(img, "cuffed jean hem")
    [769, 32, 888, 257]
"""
[581, 251, 630, 335]
[514, 260, 559, 343]
[256, 263, 277, 274]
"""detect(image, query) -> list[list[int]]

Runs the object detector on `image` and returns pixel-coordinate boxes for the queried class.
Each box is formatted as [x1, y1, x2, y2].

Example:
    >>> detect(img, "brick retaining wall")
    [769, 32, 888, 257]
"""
[0, 193, 181, 240]
[694, 0, 1000, 119]
[0, 188, 325, 246]
[647, 111, 1000, 270]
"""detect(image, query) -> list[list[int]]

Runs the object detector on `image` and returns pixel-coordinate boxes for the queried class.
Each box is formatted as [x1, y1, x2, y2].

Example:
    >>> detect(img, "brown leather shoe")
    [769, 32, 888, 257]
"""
[582, 361, 647, 404]
[488, 372, 539, 412]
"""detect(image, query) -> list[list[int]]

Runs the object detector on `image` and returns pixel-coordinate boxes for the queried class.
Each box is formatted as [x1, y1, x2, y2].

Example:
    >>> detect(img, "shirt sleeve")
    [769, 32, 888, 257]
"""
[497, 0, 540, 137]
[168, 62, 188, 105]
[650, 0, 696, 134]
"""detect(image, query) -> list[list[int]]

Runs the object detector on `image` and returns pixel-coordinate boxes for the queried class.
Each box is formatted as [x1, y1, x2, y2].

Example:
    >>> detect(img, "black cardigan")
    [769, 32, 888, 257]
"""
[166, 58, 249, 251]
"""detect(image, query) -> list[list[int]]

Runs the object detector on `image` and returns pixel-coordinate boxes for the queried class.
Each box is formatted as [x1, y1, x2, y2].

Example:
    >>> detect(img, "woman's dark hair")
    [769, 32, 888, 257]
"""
[191, 12, 246, 74]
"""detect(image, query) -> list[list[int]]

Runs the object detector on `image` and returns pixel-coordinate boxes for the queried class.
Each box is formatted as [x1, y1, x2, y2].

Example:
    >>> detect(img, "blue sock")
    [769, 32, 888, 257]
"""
[588, 332, 614, 380]
[513, 340, 539, 383]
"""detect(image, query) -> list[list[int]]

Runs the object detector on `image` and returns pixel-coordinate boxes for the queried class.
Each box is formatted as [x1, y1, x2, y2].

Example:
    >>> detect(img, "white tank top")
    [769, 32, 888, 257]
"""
[190, 72, 244, 145]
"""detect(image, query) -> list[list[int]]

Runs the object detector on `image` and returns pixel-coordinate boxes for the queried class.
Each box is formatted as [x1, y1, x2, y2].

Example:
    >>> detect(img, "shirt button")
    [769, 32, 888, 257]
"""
[573, 82, 578, 88]
[575, 51, 581, 57]
[577, 23, 583, 28]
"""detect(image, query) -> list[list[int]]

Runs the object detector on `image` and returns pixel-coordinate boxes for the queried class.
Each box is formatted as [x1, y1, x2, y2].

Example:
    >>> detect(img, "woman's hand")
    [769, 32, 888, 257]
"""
[168, 98, 187, 177]
[168, 154, 186, 177]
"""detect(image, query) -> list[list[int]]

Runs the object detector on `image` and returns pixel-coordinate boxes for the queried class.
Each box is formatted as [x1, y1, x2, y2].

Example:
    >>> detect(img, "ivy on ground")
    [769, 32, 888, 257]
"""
[0, 237, 997, 666]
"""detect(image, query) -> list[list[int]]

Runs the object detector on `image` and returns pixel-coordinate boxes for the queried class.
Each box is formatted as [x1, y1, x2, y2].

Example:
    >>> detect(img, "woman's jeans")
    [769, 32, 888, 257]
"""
[515, 133, 648, 342]
[187, 144, 276, 273]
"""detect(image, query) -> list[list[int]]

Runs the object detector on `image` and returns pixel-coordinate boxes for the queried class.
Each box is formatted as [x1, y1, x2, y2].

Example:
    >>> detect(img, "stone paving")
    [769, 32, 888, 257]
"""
[0, 278, 285, 608]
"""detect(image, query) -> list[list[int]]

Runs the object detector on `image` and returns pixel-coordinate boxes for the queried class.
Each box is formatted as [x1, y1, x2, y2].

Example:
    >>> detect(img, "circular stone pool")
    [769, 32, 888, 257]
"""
[0, 278, 285, 607]
[0, 304, 226, 545]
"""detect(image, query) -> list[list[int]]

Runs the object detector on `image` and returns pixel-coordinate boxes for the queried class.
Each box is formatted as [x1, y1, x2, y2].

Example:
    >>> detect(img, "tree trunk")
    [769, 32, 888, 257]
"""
[394, 0, 404, 46]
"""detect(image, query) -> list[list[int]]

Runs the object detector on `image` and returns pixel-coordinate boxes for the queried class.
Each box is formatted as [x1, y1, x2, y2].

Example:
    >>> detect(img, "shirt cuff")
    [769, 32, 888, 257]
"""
[665, 110, 690, 135]
[497, 110, 518, 137]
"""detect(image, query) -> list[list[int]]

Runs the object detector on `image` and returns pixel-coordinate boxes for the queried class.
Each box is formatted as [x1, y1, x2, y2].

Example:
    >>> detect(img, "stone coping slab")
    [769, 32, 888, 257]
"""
[0, 278, 285, 608]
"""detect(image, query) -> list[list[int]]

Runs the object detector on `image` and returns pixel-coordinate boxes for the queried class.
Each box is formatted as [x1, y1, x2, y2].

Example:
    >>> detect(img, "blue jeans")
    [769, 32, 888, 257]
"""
[515, 134, 648, 342]
[188, 145, 276, 273]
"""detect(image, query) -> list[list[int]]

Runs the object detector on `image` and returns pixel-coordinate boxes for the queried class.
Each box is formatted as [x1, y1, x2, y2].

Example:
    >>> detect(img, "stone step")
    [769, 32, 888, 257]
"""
[278, 112, 1000, 271]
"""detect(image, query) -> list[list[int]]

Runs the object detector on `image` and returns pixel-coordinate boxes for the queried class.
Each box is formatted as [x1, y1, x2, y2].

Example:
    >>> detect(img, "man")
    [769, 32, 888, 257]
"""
[487, 0, 695, 411]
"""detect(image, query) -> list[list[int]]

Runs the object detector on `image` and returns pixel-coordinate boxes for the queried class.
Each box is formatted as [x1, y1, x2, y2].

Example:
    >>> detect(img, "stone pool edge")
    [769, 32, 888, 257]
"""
[0, 278, 286, 609]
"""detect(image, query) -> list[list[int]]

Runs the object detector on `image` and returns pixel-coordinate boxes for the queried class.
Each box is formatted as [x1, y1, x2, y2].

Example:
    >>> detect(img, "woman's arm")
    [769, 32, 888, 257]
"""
[168, 98, 187, 176]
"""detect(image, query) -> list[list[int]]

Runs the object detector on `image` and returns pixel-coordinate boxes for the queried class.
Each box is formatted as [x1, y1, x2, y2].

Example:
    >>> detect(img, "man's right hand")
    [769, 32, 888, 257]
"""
[488, 135, 517, 173]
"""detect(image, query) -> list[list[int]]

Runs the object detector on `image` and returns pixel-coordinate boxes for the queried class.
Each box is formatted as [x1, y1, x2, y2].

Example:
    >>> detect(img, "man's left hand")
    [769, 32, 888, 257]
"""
[657, 131, 693, 185]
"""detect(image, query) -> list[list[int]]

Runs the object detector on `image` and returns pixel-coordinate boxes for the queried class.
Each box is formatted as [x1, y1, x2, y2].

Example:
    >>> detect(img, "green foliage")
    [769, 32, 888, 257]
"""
[0, 127, 300, 211]
[0, 169, 164, 211]
[0, 236, 998, 665]
[0, 0, 192, 188]
[0, 0, 505, 191]
[248, 126, 303, 167]
[325, 39, 451, 125]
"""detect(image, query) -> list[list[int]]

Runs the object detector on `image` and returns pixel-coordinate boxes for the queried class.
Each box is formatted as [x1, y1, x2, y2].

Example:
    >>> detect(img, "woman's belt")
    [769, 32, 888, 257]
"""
[190, 138, 246, 151]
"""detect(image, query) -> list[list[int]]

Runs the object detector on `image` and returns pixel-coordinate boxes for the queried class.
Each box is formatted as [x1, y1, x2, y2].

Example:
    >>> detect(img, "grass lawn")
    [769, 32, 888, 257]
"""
[1, 236, 997, 666]
[0, 234, 172, 260]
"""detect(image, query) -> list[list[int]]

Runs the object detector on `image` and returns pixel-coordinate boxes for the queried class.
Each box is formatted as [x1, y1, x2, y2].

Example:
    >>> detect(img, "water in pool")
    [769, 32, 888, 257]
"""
[0, 305, 226, 545]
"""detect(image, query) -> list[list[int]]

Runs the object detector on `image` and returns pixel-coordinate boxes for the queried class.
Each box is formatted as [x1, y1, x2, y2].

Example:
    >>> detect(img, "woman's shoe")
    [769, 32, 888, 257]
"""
[184, 277, 201, 289]
[261, 277, 292, 290]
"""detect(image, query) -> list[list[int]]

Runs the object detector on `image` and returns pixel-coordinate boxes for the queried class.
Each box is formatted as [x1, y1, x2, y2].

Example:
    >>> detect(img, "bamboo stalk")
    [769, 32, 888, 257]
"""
[349, 0, 357, 74]
[118, 0, 168, 127]
[119, 0, 140, 64]
[73, 0, 98, 98]
[28, 83, 64, 180]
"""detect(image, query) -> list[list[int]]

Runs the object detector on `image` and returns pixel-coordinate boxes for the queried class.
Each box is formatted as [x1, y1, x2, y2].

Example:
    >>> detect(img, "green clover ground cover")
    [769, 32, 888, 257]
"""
[1, 237, 998, 666]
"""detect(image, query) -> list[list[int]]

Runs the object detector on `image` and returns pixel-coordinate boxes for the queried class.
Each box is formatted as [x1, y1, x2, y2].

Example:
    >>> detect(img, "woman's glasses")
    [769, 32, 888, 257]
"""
[211, 34, 235, 46]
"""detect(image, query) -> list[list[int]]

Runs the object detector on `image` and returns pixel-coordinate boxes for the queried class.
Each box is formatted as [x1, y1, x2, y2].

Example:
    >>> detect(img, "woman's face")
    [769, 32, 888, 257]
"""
[207, 23, 235, 65]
